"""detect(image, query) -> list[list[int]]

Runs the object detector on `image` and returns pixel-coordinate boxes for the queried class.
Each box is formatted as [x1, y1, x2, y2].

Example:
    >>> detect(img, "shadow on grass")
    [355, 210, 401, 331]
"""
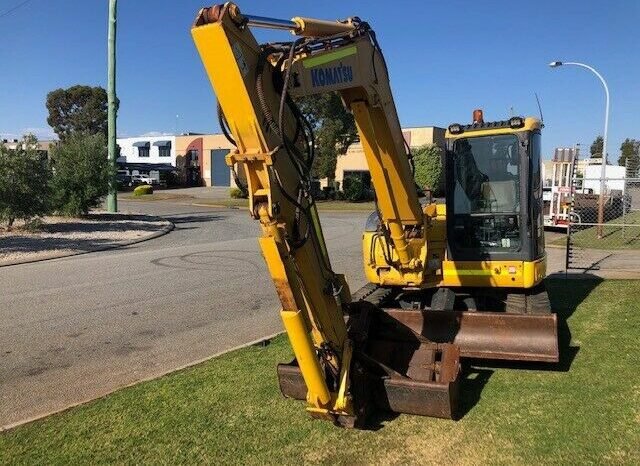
[458, 366, 493, 418]
[466, 275, 602, 377]
[455, 275, 602, 417]
[363, 410, 400, 431]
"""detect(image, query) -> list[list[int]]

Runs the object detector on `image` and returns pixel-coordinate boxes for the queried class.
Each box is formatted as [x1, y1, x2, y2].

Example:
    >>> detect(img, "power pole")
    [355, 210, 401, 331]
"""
[107, 0, 118, 212]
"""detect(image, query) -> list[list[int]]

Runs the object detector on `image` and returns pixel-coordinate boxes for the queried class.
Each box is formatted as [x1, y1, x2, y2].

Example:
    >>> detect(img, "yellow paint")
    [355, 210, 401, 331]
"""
[439, 257, 545, 288]
[192, 9, 355, 421]
[281, 309, 331, 407]
[349, 102, 423, 228]
[334, 340, 353, 412]
[191, 23, 265, 156]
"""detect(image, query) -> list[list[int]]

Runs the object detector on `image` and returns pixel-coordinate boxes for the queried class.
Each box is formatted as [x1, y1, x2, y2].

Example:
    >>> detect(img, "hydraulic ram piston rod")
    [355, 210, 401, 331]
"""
[194, 4, 355, 37]
[245, 13, 355, 37]
[243, 14, 298, 30]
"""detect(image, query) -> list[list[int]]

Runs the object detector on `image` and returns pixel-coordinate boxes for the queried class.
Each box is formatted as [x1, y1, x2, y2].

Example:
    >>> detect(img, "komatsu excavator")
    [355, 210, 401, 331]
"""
[191, 3, 559, 428]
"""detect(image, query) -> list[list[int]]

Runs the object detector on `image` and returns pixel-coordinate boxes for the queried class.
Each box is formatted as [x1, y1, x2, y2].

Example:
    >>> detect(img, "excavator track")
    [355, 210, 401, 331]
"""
[351, 283, 394, 307]
[505, 283, 552, 314]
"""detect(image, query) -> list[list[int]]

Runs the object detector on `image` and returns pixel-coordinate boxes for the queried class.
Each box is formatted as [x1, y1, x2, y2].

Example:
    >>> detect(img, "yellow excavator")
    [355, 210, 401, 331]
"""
[191, 3, 558, 428]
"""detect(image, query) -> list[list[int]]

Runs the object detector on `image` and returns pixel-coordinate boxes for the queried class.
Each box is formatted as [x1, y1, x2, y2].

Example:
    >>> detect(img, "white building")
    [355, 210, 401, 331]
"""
[117, 135, 177, 166]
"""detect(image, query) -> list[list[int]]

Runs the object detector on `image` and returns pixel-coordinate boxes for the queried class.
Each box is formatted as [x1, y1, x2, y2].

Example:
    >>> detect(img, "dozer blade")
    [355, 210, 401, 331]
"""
[381, 309, 559, 363]
[277, 342, 461, 421]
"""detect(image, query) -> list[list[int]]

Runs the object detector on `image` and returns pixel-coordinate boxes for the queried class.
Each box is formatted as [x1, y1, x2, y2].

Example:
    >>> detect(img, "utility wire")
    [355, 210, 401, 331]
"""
[0, 0, 34, 18]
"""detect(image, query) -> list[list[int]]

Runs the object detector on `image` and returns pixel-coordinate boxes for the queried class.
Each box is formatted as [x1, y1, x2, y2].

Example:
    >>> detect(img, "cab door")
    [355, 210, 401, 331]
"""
[529, 131, 545, 258]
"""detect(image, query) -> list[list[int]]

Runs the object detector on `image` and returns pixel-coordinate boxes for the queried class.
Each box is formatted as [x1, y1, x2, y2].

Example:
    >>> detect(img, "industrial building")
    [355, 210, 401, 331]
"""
[115, 126, 445, 189]
[1, 138, 56, 156]
[333, 126, 446, 189]
[116, 133, 240, 187]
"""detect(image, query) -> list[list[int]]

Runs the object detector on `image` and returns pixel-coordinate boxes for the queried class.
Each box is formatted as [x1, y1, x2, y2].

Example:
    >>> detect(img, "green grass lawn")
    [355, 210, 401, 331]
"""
[553, 210, 640, 249]
[2, 279, 639, 465]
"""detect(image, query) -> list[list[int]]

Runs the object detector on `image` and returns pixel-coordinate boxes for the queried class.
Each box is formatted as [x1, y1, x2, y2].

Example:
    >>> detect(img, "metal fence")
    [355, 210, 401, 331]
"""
[566, 170, 640, 271]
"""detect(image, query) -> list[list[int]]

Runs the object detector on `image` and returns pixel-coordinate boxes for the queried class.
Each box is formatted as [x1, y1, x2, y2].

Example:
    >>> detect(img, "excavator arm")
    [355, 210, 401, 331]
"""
[191, 3, 459, 426]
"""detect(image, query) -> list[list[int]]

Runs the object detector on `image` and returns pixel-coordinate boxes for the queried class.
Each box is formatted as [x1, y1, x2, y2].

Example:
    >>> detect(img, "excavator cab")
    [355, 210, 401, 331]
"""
[362, 113, 557, 363]
[445, 113, 545, 271]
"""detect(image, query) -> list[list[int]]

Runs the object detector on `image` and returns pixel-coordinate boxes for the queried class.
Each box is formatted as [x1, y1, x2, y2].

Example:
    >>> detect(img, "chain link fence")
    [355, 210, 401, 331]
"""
[566, 160, 640, 270]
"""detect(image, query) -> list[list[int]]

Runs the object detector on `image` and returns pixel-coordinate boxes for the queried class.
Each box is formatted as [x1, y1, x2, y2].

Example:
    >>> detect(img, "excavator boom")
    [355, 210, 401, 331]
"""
[191, 3, 459, 426]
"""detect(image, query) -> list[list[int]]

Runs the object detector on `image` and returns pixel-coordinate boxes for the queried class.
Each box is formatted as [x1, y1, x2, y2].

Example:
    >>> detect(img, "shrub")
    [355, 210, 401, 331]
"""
[413, 144, 444, 196]
[163, 171, 180, 187]
[50, 132, 112, 216]
[321, 187, 335, 200]
[229, 187, 247, 199]
[343, 175, 372, 202]
[0, 134, 51, 229]
[133, 184, 153, 196]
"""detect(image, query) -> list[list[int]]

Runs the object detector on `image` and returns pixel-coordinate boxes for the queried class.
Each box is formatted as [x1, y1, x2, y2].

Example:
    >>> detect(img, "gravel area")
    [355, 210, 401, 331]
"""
[0, 212, 172, 265]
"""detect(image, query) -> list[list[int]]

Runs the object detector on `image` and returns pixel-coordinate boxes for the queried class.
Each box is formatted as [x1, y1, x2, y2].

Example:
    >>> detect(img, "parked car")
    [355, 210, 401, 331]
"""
[130, 174, 155, 186]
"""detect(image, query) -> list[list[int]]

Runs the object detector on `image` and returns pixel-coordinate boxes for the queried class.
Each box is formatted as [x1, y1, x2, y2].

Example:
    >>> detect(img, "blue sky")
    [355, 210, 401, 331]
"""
[0, 0, 638, 160]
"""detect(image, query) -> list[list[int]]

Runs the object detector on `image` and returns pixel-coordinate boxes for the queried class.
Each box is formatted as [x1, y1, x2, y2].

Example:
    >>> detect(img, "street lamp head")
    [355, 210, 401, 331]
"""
[549, 61, 563, 68]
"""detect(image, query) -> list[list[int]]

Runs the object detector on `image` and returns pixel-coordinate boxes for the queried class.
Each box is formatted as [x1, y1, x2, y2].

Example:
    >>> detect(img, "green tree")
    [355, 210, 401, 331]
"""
[46, 85, 118, 140]
[0, 134, 51, 229]
[50, 132, 112, 216]
[412, 144, 444, 196]
[618, 138, 639, 167]
[590, 136, 604, 158]
[296, 93, 358, 179]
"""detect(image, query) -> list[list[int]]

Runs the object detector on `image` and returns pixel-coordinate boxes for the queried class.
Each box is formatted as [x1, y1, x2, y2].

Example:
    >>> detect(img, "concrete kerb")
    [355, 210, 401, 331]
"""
[0, 215, 175, 268]
[0, 331, 284, 432]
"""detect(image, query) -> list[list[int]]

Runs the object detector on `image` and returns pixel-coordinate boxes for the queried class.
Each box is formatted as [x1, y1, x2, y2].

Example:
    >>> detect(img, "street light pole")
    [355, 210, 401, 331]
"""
[107, 0, 118, 213]
[549, 61, 609, 238]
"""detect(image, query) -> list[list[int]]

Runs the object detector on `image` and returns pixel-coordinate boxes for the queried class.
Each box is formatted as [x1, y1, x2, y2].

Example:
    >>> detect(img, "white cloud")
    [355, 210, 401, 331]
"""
[140, 131, 173, 137]
[2, 127, 57, 140]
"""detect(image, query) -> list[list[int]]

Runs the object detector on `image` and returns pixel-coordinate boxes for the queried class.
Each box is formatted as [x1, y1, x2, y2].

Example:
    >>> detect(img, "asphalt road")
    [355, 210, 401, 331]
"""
[0, 201, 369, 428]
[0, 200, 569, 428]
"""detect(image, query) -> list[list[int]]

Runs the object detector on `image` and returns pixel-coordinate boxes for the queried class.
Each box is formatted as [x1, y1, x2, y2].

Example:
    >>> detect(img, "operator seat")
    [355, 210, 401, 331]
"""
[481, 180, 517, 212]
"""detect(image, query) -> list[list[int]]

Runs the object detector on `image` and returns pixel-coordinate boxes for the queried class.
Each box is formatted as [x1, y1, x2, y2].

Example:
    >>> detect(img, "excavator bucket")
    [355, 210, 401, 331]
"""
[277, 303, 462, 422]
[277, 342, 461, 421]
[381, 309, 559, 363]
[276, 289, 557, 424]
